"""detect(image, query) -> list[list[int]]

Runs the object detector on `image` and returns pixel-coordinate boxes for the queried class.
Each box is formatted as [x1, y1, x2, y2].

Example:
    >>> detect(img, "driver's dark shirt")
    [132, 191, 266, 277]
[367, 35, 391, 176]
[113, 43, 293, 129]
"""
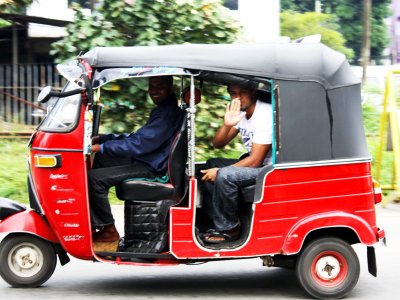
[99, 93, 183, 173]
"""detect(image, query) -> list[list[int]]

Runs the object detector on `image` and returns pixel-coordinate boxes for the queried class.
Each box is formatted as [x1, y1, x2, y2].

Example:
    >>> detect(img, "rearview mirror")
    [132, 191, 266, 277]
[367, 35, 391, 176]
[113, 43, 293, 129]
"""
[37, 86, 84, 103]
[37, 86, 52, 103]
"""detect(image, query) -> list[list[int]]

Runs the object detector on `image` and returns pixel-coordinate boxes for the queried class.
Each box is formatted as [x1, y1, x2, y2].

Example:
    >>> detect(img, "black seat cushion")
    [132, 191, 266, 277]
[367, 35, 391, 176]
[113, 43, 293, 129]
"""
[116, 181, 175, 201]
[115, 114, 188, 203]
[0, 197, 26, 220]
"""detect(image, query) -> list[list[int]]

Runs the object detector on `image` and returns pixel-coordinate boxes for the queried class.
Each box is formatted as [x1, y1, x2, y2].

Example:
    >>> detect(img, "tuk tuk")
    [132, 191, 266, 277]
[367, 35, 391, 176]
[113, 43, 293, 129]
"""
[0, 43, 385, 299]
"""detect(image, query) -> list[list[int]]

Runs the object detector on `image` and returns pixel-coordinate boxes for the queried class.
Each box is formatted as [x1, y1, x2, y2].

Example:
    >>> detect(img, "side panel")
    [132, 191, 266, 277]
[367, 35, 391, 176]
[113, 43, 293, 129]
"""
[30, 106, 93, 259]
[170, 162, 378, 259]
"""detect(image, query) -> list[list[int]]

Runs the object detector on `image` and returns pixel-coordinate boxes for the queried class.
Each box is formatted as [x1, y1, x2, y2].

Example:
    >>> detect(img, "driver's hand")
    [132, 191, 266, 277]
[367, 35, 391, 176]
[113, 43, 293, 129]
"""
[200, 168, 219, 182]
[91, 144, 101, 153]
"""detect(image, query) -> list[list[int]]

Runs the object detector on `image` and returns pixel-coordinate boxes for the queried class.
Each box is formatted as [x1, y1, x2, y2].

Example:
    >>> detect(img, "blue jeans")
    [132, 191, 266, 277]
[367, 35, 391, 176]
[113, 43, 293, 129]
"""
[201, 158, 263, 231]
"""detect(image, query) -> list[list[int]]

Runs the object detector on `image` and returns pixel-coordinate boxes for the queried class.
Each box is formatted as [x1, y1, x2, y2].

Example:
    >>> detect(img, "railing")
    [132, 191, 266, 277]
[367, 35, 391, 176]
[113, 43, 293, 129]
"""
[376, 69, 400, 203]
[0, 64, 66, 125]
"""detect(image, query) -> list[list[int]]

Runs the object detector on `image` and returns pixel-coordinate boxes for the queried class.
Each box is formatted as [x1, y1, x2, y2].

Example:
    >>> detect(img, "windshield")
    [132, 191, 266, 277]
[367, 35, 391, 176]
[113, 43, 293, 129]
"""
[39, 83, 81, 132]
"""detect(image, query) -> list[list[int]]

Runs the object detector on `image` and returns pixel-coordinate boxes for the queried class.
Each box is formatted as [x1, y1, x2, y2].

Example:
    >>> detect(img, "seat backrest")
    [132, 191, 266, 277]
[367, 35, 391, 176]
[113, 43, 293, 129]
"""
[168, 114, 188, 199]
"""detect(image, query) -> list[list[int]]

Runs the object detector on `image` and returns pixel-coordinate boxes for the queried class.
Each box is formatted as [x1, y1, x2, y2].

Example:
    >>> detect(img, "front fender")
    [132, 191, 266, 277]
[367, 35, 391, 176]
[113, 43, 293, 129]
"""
[0, 210, 59, 243]
[282, 211, 378, 254]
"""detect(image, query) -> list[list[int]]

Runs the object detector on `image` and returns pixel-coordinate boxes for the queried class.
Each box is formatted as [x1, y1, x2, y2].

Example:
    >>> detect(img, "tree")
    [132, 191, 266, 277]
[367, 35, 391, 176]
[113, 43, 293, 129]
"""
[361, 0, 371, 84]
[280, 0, 391, 64]
[280, 11, 354, 59]
[51, 0, 242, 158]
[51, 0, 240, 62]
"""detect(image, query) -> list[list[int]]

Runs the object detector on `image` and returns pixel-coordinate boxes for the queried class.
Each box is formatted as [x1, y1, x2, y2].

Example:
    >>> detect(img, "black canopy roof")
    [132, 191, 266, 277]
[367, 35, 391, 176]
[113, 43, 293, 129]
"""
[81, 43, 359, 90]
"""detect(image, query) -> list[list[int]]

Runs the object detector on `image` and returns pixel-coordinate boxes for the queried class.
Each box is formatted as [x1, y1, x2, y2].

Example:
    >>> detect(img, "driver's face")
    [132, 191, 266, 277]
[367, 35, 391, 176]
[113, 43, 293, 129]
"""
[148, 77, 173, 105]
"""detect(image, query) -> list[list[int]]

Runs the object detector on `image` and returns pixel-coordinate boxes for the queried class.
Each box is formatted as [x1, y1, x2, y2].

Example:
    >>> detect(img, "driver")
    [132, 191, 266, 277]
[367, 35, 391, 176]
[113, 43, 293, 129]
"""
[88, 76, 184, 252]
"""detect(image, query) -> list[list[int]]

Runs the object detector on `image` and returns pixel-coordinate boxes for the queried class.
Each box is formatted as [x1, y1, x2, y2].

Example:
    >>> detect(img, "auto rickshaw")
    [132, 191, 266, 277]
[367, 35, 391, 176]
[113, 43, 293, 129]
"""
[0, 43, 385, 299]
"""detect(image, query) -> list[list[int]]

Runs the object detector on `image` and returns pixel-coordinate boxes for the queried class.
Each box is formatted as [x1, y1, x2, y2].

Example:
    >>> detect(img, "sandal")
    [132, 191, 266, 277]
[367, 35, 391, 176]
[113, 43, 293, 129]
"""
[202, 226, 240, 244]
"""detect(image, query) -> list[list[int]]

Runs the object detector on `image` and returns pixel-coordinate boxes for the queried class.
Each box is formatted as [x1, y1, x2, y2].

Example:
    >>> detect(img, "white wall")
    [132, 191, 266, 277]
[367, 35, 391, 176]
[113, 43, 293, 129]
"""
[26, 0, 74, 38]
[236, 0, 280, 43]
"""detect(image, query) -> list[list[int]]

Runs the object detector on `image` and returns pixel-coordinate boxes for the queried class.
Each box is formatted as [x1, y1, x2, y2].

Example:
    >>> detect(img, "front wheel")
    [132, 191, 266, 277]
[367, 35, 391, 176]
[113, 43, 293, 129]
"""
[296, 237, 360, 299]
[0, 234, 57, 288]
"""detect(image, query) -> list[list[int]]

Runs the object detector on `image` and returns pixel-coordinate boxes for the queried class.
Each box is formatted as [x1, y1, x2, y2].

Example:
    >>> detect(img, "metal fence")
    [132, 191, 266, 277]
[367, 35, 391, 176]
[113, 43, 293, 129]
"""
[0, 64, 66, 126]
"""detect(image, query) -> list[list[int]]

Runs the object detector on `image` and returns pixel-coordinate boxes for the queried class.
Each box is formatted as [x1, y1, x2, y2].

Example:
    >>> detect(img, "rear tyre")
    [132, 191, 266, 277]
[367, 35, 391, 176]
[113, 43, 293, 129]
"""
[296, 237, 360, 299]
[0, 235, 57, 288]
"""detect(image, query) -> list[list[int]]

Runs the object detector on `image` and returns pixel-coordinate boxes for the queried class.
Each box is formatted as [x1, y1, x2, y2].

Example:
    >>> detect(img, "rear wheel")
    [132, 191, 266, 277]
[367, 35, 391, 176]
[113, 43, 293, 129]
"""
[0, 235, 57, 288]
[296, 237, 360, 299]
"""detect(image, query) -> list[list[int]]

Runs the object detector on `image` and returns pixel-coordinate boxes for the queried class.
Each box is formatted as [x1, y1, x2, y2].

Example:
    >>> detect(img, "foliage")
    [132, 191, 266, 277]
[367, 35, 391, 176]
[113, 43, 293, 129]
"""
[51, 0, 240, 62]
[51, 7, 124, 60]
[51, 0, 241, 159]
[0, 0, 33, 28]
[280, 0, 391, 64]
[280, 12, 354, 59]
[0, 0, 32, 13]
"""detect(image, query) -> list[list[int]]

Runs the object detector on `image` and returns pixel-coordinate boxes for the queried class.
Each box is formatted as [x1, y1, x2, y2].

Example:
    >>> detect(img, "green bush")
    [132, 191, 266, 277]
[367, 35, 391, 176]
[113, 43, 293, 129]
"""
[0, 140, 29, 204]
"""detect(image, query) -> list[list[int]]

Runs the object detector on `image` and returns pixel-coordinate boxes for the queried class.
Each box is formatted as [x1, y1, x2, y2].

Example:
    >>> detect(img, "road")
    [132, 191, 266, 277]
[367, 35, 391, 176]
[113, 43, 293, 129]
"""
[0, 204, 399, 299]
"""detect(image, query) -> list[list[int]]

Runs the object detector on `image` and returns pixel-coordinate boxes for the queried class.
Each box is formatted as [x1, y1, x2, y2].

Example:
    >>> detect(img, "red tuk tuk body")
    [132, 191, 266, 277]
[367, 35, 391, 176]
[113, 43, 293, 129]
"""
[0, 43, 385, 298]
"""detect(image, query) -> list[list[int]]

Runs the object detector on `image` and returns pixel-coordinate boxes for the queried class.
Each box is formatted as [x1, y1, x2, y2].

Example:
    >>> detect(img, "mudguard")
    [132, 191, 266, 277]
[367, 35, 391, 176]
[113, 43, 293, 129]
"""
[282, 211, 378, 254]
[0, 205, 59, 243]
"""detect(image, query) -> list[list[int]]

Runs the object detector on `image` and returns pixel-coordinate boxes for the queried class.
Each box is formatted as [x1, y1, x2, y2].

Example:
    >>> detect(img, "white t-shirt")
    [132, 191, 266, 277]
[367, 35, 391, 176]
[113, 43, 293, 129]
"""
[234, 100, 273, 165]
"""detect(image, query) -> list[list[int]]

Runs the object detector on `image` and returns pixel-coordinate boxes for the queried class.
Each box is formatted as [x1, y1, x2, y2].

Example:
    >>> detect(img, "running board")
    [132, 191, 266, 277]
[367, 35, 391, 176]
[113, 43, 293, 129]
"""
[96, 251, 176, 261]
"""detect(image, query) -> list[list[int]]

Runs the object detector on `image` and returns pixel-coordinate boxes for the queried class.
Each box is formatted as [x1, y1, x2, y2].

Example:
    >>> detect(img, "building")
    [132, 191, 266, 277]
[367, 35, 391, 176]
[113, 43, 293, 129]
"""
[225, 0, 280, 43]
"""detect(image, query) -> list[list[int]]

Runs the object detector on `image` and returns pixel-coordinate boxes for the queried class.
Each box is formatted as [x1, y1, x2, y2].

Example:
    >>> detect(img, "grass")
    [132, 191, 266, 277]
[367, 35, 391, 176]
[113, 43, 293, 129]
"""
[0, 140, 30, 203]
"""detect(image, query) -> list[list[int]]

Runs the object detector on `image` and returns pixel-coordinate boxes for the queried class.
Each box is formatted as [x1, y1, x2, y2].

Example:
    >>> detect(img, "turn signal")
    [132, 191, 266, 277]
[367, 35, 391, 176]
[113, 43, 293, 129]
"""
[34, 154, 62, 168]
[373, 179, 382, 204]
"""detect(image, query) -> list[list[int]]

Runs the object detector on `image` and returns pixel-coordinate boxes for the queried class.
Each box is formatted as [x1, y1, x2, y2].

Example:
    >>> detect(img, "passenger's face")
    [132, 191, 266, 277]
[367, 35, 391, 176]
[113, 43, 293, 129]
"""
[148, 77, 173, 105]
[228, 85, 255, 111]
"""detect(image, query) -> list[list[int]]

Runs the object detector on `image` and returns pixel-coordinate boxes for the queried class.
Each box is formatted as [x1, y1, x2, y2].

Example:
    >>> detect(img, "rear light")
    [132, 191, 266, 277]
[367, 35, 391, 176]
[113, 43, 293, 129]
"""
[373, 179, 382, 204]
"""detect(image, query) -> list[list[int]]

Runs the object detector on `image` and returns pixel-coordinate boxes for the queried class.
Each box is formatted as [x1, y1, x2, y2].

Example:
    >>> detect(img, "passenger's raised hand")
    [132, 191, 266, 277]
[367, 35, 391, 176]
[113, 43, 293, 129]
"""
[224, 98, 245, 127]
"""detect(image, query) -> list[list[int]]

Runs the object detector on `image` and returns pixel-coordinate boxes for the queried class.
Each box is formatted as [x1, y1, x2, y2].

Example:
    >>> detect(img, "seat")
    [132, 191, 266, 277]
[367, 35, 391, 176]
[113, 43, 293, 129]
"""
[0, 198, 26, 220]
[115, 115, 188, 203]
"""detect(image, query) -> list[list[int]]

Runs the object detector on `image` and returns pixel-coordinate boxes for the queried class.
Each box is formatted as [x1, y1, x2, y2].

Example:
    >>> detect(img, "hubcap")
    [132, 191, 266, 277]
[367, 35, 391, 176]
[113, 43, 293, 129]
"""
[315, 255, 340, 280]
[311, 251, 348, 287]
[8, 242, 43, 278]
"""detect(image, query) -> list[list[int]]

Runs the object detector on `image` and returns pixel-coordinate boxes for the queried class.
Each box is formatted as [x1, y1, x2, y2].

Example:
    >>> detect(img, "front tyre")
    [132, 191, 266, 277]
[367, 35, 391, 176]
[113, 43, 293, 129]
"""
[296, 237, 360, 299]
[0, 235, 57, 288]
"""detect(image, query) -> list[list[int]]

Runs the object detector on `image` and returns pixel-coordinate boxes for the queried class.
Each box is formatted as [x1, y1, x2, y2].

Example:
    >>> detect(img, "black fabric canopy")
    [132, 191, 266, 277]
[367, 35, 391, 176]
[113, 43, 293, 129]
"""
[81, 43, 359, 90]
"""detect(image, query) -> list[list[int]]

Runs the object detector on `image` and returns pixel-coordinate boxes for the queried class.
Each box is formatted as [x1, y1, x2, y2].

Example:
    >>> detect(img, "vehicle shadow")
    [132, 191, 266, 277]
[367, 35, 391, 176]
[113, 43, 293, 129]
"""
[69, 267, 307, 299]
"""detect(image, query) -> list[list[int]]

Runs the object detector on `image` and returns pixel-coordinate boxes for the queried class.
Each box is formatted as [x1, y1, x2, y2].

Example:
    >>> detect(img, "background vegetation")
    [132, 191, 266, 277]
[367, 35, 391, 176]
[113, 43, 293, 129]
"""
[281, 0, 391, 63]
[0, 83, 394, 205]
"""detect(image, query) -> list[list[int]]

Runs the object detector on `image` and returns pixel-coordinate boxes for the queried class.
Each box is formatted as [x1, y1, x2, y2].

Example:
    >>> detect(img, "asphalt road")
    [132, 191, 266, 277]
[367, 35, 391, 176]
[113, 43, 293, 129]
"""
[0, 204, 399, 299]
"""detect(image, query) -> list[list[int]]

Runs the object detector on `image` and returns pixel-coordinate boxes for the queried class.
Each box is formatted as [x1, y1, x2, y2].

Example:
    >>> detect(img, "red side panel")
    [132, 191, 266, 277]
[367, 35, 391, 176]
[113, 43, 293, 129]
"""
[170, 162, 379, 259]
[30, 106, 93, 260]
[0, 210, 58, 243]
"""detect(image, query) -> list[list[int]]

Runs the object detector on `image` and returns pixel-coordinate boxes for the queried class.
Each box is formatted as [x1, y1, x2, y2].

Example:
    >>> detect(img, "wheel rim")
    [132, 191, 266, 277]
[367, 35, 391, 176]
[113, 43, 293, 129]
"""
[7, 242, 44, 278]
[310, 250, 348, 287]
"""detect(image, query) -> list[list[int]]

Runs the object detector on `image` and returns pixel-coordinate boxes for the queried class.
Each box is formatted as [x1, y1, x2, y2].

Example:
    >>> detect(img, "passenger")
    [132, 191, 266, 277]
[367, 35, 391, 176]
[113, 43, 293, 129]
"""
[89, 76, 184, 252]
[200, 83, 272, 244]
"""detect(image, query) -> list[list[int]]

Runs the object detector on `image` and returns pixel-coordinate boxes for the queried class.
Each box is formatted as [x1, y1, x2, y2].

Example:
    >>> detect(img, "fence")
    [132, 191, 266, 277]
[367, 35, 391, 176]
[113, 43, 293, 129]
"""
[0, 64, 66, 126]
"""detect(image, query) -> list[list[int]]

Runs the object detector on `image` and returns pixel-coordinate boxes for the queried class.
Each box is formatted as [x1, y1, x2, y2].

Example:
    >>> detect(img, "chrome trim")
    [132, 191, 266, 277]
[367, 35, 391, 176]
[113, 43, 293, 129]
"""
[274, 157, 372, 169]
